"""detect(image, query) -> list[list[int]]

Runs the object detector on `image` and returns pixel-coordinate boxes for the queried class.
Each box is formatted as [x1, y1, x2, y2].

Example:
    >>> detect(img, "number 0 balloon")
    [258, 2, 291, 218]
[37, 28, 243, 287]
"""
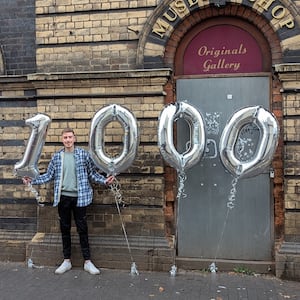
[219, 106, 279, 178]
[158, 101, 205, 277]
[89, 104, 139, 275]
[89, 104, 139, 176]
[158, 102, 206, 173]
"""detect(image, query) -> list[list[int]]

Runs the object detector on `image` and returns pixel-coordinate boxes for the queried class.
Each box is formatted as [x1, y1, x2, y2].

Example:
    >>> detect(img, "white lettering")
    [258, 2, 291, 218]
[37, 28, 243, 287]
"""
[198, 44, 247, 58]
[151, 0, 295, 40]
[203, 59, 240, 72]
[279, 17, 294, 29]
[174, 0, 187, 14]
[152, 19, 170, 38]
[271, 5, 286, 19]
[163, 7, 178, 22]
[256, 0, 276, 11]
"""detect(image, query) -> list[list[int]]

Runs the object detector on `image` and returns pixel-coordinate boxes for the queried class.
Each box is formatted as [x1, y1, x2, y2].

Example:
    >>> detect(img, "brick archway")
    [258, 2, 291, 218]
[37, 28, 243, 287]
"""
[163, 5, 282, 70]
[137, 0, 300, 68]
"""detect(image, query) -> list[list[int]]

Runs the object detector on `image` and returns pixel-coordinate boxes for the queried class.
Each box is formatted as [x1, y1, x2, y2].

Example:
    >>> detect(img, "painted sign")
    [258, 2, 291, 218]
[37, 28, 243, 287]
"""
[183, 25, 263, 75]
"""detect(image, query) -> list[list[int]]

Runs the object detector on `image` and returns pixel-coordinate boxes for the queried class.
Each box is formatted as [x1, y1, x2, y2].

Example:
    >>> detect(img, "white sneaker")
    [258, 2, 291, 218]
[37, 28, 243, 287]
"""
[84, 261, 100, 275]
[55, 260, 72, 274]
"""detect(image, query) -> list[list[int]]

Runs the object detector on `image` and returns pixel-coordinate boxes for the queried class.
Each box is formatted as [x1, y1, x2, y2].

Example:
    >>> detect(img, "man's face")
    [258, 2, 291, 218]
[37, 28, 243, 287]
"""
[62, 131, 76, 151]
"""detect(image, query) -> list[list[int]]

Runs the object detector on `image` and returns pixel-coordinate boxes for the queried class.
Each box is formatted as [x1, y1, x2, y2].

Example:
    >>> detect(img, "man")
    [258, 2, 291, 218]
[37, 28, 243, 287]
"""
[23, 128, 114, 275]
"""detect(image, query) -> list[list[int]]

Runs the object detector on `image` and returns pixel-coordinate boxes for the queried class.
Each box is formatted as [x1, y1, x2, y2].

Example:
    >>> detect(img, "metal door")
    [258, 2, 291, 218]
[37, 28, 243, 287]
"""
[176, 76, 273, 260]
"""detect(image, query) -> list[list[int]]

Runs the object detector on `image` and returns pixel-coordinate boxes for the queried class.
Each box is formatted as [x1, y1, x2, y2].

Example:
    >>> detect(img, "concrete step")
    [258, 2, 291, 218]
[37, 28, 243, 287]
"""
[26, 233, 174, 272]
[0, 230, 35, 262]
[176, 257, 275, 274]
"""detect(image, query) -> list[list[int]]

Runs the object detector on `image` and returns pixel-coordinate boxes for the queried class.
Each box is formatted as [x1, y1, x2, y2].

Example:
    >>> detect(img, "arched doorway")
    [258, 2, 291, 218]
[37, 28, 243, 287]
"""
[136, 0, 289, 268]
[174, 17, 274, 262]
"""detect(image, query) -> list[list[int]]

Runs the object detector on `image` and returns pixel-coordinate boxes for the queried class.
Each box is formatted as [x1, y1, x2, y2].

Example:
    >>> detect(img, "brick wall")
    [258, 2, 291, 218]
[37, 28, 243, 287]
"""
[279, 67, 300, 243]
[0, 69, 172, 267]
[27, 70, 170, 238]
[0, 0, 36, 75]
[35, 0, 159, 72]
[0, 77, 38, 261]
[275, 64, 300, 280]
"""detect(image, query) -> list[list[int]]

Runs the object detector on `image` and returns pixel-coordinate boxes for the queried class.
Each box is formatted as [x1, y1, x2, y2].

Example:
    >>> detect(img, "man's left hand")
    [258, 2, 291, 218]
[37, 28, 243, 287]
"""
[105, 176, 115, 185]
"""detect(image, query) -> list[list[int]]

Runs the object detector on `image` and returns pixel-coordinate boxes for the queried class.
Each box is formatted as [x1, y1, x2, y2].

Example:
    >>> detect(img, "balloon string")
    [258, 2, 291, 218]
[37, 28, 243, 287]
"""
[210, 176, 239, 273]
[109, 178, 128, 206]
[177, 171, 187, 200]
[210, 208, 230, 273]
[109, 178, 139, 275]
[227, 176, 239, 209]
[25, 182, 44, 207]
[170, 171, 187, 277]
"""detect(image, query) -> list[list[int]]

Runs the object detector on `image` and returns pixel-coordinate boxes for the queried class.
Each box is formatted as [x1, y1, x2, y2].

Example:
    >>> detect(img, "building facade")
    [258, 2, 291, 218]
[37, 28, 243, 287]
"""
[0, 0, 299, 280]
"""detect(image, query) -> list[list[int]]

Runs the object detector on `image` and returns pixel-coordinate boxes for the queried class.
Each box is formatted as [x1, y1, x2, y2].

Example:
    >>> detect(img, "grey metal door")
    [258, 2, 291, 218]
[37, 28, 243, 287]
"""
[176, 76, 273, 260]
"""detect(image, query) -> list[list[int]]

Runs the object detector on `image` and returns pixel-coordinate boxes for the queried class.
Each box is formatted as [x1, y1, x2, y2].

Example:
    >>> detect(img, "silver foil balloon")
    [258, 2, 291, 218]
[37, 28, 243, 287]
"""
[158, 102, 206, 172]
[14, 114, 51, 179]
[89, 104, 139, 176]
[219, 106, 279, 178]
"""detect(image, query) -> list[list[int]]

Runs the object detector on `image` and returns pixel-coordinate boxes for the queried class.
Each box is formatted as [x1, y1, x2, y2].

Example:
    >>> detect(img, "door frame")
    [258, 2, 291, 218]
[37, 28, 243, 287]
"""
[174, 74, 275, 261]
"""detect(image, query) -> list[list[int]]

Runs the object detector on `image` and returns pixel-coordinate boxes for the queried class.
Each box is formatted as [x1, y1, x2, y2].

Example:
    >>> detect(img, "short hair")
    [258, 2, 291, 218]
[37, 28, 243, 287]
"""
[61, 128, 75, 135]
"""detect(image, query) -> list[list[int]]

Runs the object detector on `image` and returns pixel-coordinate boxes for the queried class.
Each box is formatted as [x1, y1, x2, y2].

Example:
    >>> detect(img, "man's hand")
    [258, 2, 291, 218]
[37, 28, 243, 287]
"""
[105, 175, 115, 185]
[22, 177, 32, 185]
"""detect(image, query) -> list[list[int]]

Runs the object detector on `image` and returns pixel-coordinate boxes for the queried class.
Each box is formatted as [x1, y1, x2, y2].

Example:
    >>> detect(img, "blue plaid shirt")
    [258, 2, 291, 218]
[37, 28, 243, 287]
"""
[31, 147, 106, 207]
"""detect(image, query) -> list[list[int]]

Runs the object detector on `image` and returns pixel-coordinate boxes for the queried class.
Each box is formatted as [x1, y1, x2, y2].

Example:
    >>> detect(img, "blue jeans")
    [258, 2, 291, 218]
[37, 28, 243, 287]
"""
[58, 195, 90, 260]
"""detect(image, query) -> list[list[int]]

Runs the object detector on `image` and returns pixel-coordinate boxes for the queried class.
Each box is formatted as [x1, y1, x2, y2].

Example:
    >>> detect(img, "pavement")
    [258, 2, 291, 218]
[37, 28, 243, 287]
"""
[0, 261, 299, 300]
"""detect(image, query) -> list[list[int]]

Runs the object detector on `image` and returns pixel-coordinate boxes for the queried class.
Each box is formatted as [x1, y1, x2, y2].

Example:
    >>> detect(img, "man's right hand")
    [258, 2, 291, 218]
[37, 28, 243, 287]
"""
[22, 177, 32, 185]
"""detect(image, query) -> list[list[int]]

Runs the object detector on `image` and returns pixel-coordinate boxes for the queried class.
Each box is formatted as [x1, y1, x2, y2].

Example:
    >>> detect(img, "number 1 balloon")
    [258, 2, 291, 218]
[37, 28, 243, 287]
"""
[14, 113, 51, 207]
[14, 113, 51, 179]
[219, 106, 279, 178]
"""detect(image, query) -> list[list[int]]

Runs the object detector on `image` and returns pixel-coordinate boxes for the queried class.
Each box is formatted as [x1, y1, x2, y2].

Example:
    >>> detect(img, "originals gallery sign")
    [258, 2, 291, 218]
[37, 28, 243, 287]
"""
[183, 24, 263, 75]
